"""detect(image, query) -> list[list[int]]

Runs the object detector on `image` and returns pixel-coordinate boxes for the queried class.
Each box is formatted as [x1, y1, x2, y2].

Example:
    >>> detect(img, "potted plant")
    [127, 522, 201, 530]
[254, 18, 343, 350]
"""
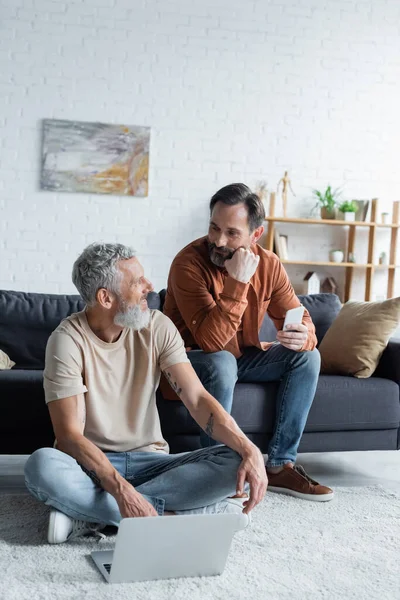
[312, 186, 341, 219]
[339, 200, 357, 222]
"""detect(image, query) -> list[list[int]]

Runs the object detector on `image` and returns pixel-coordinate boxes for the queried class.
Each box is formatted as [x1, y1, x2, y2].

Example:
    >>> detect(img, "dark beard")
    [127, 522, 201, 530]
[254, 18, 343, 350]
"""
[208, 242, 235, 267]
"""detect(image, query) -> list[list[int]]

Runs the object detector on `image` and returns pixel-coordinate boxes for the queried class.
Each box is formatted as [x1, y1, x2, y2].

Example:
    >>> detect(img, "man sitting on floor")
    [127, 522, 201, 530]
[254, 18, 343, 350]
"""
[24, 242, 267, 544]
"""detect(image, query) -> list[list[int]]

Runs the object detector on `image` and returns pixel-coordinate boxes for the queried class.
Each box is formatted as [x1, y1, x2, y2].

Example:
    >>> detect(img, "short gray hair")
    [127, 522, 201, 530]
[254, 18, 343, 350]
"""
[72, 242, 136, 305]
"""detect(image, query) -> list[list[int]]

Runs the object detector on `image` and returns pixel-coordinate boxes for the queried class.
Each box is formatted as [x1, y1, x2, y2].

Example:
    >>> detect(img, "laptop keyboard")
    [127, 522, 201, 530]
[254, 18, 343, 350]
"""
[103, 563, 111, 574]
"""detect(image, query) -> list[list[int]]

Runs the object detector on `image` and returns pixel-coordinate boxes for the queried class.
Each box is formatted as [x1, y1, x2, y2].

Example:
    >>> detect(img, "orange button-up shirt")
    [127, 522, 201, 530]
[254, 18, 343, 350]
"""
[163, 237, 317, 360]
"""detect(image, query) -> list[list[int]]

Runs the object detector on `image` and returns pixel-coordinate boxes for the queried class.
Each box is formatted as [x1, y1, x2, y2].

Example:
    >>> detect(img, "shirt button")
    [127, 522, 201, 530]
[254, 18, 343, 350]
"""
[192, 320, 196, 325]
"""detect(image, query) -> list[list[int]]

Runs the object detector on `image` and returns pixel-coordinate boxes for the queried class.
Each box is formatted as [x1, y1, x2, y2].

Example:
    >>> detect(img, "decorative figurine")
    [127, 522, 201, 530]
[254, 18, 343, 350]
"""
[321, 277, 339, 295]
[379, 252, 388, 265]
[303, 272, 320, 295]
[277, 171, 296, 217]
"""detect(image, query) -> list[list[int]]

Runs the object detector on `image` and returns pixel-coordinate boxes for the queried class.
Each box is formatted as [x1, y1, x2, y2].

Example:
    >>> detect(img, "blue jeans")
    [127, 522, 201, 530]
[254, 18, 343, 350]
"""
[24, 445, 242, 526]
[188, 345, 321, 466]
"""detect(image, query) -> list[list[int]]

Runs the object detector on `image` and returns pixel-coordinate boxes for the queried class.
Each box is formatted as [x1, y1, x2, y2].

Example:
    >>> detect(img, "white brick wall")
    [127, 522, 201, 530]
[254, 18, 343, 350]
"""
[1, 0, 400, 299]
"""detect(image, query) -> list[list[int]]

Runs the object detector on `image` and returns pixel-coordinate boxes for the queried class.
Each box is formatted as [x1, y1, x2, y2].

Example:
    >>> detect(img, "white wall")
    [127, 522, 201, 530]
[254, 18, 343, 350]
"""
[1, 0, 400, 298]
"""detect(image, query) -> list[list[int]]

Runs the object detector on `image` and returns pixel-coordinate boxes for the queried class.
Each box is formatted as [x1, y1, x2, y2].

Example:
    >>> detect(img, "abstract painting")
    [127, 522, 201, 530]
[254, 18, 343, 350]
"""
[41, 119, 150, 196]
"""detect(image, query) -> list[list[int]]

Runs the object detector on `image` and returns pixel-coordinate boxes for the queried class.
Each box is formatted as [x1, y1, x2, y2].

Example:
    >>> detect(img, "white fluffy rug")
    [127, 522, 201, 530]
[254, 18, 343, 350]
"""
[0, 487, 399, 600]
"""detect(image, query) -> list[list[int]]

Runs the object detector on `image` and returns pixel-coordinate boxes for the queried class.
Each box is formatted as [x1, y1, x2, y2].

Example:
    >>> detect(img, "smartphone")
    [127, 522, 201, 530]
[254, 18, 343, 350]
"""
[283, 305, 305, 331]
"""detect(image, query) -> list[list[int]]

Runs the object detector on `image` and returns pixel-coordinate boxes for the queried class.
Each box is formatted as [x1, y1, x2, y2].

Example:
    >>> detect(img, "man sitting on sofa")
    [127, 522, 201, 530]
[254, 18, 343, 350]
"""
[163, 183, 333, 502]
[24, 242, 267, 544]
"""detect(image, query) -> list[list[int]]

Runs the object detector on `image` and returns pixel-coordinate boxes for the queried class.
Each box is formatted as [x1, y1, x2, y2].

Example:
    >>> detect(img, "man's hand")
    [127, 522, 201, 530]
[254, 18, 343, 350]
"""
[225, 248, 260, 283]
[276, 323, 308, 351]
[116, 486, 158, 518]
[236, 446, 268, 514]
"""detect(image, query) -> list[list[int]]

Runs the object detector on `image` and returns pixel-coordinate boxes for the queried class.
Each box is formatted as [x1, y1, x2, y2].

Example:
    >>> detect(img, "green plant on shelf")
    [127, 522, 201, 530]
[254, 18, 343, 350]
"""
[312, 186, 341, 218]
[339, 200, 357, 213]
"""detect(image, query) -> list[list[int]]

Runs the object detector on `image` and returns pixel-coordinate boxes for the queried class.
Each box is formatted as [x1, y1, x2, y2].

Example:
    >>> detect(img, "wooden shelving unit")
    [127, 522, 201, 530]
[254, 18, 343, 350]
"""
[265, 195, 400, 302]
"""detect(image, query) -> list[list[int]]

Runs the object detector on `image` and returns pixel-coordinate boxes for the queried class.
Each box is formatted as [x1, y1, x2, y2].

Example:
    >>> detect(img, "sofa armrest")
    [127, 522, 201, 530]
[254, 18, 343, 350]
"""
[374, 339, 400, 383]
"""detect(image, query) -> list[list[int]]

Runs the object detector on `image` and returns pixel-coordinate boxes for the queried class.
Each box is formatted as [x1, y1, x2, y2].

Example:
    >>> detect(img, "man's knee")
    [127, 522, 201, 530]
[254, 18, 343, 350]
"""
[25, 447, 54, 478]
[301, 348, 321, 373]
[209, 350, 238, 380]
[191, 350, 238, 388]
[24, 447, 69, 490]
[209, 445, 243, 469]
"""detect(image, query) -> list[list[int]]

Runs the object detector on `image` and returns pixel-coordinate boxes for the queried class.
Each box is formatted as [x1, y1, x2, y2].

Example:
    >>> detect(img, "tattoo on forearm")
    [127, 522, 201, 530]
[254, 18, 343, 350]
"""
[165, 371, 182, 397]
[79, 464, 102, 488]
[205, 413, 214, 438]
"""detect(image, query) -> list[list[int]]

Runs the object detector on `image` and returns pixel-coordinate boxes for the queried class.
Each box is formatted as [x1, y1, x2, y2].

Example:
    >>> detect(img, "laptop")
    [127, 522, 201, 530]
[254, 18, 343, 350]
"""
[91, 512, 244, 583]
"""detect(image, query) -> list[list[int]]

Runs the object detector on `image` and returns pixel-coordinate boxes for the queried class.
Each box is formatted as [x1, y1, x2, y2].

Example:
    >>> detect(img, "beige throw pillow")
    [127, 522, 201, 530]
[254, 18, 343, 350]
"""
[319, 297, 400, 378]
[0, 349, 15, 370]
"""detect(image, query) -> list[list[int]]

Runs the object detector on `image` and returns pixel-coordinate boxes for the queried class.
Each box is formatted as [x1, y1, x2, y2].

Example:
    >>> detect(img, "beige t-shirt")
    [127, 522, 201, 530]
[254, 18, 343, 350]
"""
[43, 310, 189, 453]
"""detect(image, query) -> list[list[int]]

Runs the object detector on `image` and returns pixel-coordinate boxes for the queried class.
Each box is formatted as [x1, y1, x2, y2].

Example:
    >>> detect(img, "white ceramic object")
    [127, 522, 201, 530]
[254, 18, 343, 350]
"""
[343, 212, 355, 222]
[330, 250, 344, 263]
[381, 213, 390, 224]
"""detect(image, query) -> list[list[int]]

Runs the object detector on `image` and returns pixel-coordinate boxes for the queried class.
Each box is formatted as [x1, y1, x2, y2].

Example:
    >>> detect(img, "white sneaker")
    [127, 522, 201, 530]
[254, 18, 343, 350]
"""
[47, 508, 105, 544]
[175, 497, 251, 530]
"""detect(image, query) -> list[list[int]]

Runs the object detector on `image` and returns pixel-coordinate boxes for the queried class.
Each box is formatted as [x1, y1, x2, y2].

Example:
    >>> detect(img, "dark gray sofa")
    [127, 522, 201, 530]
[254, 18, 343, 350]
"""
[1, 289, 399, 455]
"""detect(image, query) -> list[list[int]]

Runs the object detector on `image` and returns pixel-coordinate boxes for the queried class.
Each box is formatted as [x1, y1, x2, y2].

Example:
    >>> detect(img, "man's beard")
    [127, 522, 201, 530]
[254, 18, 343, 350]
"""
[208, 242, 235, 267]
[114, 298, 151, 330]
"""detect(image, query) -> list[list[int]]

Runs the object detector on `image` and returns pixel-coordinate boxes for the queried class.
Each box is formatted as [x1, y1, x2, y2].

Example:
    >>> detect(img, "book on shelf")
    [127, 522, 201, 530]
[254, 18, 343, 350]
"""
[273, 229, 288, 260]
[273, 229, 282, 258]
[279, 235, 288, 260]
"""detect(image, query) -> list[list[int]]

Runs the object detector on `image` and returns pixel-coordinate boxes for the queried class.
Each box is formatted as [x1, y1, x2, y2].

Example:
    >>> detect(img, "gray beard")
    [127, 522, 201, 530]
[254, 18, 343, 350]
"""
[208, 244, 235, 267]
[114, 303, 151, 330]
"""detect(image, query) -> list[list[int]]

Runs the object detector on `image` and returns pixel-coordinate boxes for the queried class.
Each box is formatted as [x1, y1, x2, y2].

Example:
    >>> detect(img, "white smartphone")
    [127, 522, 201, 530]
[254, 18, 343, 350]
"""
[283, 305, 305, 330]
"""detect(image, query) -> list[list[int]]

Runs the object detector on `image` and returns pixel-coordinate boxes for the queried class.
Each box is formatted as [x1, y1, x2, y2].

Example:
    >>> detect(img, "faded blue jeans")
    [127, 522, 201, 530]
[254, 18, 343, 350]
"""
[24, 445, 242, 526]
[189, 345, 321, 466]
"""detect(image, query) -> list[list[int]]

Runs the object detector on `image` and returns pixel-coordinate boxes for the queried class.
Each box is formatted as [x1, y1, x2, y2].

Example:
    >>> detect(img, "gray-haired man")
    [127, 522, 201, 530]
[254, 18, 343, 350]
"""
[24, 243, 267, 544]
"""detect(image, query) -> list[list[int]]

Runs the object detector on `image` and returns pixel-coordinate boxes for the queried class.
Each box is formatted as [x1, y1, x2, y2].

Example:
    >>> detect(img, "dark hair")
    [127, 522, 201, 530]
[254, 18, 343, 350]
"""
[209, 183, 265, 232]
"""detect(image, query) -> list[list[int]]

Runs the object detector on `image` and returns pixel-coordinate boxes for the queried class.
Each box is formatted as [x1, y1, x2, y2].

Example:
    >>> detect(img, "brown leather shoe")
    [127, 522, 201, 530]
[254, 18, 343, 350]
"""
[267, 464, 334, 502]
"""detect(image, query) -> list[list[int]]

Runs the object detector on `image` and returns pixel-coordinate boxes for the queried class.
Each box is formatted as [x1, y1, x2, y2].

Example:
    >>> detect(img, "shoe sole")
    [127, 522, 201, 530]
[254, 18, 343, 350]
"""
[47, 510, 58, 544]
[268, 486, 334, 502]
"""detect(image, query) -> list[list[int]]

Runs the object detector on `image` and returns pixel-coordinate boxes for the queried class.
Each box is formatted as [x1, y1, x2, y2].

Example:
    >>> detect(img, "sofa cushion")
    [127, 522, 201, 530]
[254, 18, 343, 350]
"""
[306, 375, 400, 431]
[0, 289, 162, 370]
[259, 293, 342, 344]
[157, 374, 400, 436]
[319, 298, 400, 377]
[0, 290, 85, 369]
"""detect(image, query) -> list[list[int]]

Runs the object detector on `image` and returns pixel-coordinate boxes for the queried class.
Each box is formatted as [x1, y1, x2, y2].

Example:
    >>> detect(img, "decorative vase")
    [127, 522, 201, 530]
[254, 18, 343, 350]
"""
[379, 252, 388, 265]
[381, 213, 390, 224]
[343, 212, 356, 222]
[330, 250, 344, 263]
[321, 207, 336, 220]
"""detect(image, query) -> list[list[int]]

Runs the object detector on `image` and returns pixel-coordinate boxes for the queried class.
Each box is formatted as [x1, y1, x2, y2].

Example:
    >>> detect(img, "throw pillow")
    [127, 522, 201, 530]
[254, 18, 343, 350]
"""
[319, 297, 400, 378]
[0, 349, 15, 370]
